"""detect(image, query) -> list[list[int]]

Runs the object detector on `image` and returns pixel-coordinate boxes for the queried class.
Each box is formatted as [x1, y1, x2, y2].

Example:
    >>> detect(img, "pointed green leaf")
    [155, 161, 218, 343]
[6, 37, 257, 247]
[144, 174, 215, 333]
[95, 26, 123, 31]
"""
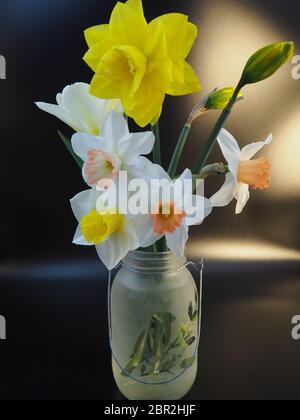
[124, 329, 149, 374]
[188, 302, 194, 321]
[58, 131, 83, 169]
[181, 356, 196, 370]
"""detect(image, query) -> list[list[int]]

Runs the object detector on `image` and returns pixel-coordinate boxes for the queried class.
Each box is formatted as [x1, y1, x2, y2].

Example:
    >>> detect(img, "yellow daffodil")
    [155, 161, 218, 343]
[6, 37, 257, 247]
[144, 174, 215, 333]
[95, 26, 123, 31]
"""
[83, 0, 201, 127]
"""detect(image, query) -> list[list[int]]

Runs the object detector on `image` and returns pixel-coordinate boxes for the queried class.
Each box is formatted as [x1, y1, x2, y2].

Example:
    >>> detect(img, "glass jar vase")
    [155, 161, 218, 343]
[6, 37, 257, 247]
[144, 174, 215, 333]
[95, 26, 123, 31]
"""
[108, 251, 202, 400]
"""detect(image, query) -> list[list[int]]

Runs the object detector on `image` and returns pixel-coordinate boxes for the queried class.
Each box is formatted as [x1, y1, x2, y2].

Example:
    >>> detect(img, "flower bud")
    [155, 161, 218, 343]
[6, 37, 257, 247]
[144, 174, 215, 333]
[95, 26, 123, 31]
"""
[240, 41, 295, 85]
[205, 87, 243, 110]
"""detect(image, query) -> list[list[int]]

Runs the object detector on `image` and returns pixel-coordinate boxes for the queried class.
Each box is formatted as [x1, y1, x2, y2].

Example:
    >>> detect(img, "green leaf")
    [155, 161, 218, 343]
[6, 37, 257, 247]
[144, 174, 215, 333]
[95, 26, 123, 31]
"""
[185, 336, 196, 346]
[188, 302, 194, 321]
[195, 289, 198, 310]
[181, 356, 196, 370]
[162, 313, 175, 346]
[58, 131, 83, 169]
[162, 355, 177, 372]
[124, 329, 149, 374]
[153, 312, 175, 347]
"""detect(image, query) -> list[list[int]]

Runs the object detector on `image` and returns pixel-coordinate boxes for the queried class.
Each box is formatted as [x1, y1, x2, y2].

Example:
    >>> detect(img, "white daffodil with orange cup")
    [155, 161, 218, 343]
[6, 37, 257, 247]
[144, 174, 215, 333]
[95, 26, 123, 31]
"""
[211, 129, 272, 214]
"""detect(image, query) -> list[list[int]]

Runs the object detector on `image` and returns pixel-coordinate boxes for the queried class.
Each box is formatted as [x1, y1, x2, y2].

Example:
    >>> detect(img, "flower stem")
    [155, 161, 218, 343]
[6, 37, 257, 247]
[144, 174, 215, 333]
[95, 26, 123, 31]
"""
[168, 124, 191, 179]
[151, 122, 162, 166]
[193, 82, 243, 174]
[150, 122, 167, 253]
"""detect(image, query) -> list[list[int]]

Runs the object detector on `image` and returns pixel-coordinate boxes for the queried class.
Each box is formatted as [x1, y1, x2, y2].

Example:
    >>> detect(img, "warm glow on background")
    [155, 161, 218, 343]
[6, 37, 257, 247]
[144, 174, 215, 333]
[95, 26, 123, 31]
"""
[271, 111, 300, 198]
[187, 0, 300, 199]
[188, 239, 300, 261]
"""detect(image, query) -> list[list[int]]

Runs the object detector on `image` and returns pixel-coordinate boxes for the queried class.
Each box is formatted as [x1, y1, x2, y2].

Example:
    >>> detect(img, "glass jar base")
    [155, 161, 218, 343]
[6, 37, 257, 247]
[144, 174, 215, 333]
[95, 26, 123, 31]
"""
[112, 358, 198, 400]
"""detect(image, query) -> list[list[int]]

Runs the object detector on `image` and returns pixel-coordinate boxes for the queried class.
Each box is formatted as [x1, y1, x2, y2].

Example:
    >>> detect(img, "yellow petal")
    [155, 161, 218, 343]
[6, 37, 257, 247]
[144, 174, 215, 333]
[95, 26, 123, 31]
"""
[181, 21, 198, 58]
[114, 45, 147, 96]
[123, 78, 165, 127]
[151, 13, 198, 60]
[145, 20, 172, 91]
[84, 24, 110, 48]
[126, 0, 144, 15]
[151, 13, 199, 93]
[167, 61, 201, 96]
[90, 48, 132, 99]
[90, 45, 147, 101]
[109, 1, 148, 50]
[118, 20, 172, 126]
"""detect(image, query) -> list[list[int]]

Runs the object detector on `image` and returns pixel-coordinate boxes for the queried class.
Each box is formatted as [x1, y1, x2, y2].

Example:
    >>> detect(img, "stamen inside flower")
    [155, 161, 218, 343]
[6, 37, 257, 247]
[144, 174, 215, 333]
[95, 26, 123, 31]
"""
[151, 202, 186, 235]
[81, 209, 124, 245]
[85, 149, 121, 188]
[237, 157, 271, 190]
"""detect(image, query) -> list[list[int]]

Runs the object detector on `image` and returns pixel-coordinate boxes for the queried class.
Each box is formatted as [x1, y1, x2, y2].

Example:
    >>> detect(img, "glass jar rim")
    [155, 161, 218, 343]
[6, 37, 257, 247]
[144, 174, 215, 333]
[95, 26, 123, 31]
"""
[121, 250, 188, 275]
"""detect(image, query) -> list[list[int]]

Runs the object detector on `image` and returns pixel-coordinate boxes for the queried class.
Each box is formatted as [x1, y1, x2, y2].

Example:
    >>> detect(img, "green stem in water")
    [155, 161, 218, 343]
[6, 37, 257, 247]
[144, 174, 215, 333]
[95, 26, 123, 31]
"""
[151, 122, 162, 166]
[194, 82, 243, 174]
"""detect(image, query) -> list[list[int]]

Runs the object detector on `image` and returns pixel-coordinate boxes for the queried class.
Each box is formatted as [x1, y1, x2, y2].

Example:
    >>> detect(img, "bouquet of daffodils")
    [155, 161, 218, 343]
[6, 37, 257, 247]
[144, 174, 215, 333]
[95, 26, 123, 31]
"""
[36, 0, 294, 270]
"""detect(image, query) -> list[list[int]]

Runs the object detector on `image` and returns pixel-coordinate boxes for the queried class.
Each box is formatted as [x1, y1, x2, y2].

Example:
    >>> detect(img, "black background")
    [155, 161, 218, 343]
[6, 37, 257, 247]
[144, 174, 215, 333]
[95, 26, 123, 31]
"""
[0, 0, 300, 400]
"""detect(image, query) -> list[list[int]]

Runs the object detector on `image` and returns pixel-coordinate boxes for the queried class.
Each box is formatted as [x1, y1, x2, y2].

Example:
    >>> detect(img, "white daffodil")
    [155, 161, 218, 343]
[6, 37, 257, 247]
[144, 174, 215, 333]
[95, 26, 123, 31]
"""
[210, 129, 272, 214]
[35, 82, 122, 135]
[70, 188, 142, 270]
[71, 111, 155, 189]
[138, 168, 212, 257]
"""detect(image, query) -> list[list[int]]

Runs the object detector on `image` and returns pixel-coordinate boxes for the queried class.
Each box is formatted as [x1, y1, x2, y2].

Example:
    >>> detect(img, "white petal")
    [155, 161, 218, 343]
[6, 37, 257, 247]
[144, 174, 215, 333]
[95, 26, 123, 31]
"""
[70, 189, 95, 222]
[173, 169, 193, 205]
[36, 83, 123, 135]
[210, 173, 236, 207]
[35, 101, 81, 132]
[118, 131, 155, 163]
[102, 112, 129, 146]
[234, 183, 250, 214]
[131, 214, 162, 248]
[240, 134, 273, 161]
[174, 168, 192, 185]
[71, 133, 110, 161]
[96, 224, 138, 270]
[185, 196, 213, 226]
[60, 83, 101, 134]
[73, 225, 92, 246]
[126, 157, 163, 183]
[166, 226, 189, 257]
[217, 129, 241, 176]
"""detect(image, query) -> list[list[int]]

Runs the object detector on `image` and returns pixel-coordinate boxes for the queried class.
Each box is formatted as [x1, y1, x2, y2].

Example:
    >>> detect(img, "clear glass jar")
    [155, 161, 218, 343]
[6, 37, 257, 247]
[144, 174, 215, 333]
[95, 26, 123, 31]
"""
[109, 251, 202, 400]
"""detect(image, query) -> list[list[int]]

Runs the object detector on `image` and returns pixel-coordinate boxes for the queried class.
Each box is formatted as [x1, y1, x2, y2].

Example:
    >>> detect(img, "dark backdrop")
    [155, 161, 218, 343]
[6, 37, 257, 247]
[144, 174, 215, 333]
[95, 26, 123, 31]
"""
[0, 0, 300, 264]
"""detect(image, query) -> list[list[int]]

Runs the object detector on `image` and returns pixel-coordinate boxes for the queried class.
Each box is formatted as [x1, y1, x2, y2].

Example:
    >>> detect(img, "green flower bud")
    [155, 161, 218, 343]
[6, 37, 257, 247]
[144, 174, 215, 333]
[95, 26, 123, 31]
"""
[205, 87, 243, 110]
[240, 41, 295, 86]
